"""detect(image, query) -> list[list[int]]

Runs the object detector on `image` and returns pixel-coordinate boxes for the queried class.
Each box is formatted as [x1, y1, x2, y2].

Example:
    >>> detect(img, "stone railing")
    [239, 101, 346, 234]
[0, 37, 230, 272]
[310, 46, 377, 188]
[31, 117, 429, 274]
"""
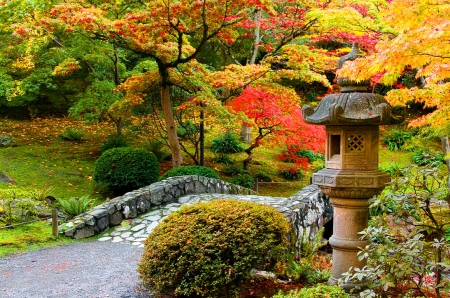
[60, 176, 332, 255]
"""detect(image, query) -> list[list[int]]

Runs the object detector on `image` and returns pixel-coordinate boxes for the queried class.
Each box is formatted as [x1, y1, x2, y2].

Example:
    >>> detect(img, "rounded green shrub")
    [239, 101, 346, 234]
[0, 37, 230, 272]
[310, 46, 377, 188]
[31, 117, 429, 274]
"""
[93, 147, 159, 193]
[138, 200, 290, 297]
[160, 165, 219, 181]
[228, 174, 255, 189]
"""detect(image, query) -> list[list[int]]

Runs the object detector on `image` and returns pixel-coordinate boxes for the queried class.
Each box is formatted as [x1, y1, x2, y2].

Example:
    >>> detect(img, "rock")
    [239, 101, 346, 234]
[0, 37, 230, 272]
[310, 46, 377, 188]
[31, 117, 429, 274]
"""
[0, 136, 15, 148]
[0, 172, 14, 184]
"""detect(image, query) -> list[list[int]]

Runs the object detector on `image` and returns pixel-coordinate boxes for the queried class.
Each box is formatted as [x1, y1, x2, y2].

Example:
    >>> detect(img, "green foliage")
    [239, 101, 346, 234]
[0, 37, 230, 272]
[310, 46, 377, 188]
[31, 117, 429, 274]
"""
[0, 135, 15, 147]
[69, 80, 123, 124]
[278, 165, 303, 181]
[381, 130, 413, 151]
[29, 185, 55, 202]
[57, 195, 92, 219]
[93, 147, 159, 194]
[99, 134, 129, 153]
[272, 284, 350, 298]
[221, 165, 249, 176]
[59, 128, 84, 141]
[177, 120, 199, 140]
[379, 163, 403, 177]
[343, 166, 450, 297]
[228, 174, 254, 189]
[278, 228, 330, 284]
[253, 172, 272, 182]
[160, 165, 219, 181]
[211, 131, 244, 154]
[412, 149, 444, 167]
[214, 154, 235, 165]
[0, 187, 38, 226]
[138, 200, 289, 297]
[141, 139, 170, 161]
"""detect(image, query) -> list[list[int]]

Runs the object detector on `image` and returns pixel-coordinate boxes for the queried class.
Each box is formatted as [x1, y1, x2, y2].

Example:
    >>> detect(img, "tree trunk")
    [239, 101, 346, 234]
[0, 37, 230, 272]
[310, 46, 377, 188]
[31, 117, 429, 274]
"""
[161, 84, 183, 167]
[440, 136, 450, 190]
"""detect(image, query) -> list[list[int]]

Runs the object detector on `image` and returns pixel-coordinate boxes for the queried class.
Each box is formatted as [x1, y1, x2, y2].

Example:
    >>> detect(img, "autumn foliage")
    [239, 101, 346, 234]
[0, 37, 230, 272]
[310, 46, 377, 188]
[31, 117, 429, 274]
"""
[228, 85, 325, 169]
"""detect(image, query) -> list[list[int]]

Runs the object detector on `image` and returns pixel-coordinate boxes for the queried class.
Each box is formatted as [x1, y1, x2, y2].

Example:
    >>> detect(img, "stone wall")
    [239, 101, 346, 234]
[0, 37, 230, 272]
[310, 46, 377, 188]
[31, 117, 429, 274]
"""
[60, 176, 332, 256]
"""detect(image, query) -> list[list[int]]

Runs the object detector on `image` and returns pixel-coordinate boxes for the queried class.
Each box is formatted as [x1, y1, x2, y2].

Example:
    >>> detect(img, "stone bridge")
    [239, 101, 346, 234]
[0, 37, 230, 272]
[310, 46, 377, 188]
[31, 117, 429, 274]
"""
[60, 176, 332, 256]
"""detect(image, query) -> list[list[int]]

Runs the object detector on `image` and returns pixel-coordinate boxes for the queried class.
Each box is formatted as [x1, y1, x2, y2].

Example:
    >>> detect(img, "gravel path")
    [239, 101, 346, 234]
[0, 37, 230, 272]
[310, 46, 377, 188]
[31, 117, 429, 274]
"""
[0, 241, 153, 298]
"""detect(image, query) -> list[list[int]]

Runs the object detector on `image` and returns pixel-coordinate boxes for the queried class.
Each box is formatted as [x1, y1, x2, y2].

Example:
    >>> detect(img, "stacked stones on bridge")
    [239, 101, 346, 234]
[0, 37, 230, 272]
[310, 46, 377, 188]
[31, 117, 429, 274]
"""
[60, 175, 256, 238]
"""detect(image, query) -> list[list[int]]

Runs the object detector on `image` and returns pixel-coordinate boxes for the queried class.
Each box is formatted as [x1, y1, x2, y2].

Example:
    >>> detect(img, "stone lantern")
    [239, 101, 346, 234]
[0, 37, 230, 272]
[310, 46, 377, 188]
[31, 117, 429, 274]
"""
[302, 43, 395, 288]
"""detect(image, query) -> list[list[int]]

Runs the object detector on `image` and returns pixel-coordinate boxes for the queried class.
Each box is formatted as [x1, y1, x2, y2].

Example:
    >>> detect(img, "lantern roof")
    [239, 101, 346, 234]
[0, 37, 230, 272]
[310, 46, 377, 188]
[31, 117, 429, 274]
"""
[302, 43, 396, 125]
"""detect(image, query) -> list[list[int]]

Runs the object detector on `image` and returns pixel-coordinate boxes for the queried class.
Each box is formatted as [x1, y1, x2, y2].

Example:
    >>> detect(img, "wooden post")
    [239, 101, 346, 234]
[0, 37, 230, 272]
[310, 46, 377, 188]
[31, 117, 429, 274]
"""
[52, 209, 58, 239]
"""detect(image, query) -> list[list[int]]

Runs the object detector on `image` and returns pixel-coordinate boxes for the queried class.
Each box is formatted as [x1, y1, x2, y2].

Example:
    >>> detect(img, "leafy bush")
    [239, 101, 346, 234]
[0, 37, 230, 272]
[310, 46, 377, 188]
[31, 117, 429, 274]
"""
[272, 284, 349, 298]
[222, 165, 249, 176]
[211, 131, 244, 154]
[0, 135, 15, 147]
[253, 172, 272, 182]
[379, 163, 403, 177]
[160, 165, 219, 181]
[228, 174, 254, 189]
[214, 154, 235, 165]
[381, 130, 413, 151]
[277, 228, 330, 284]
[138, 200, 289, 297]
[58, 195, 92, 219]
[99, 134, 129, 153]
[343, 166, 450, 297]
[412, 149, 444, 167]
[278, 165, 303, 181]
[94, 147, 159, 193]
[142, 139, 170, 161]
[0, 187, 38, 226]
[59, 128, 84, 141]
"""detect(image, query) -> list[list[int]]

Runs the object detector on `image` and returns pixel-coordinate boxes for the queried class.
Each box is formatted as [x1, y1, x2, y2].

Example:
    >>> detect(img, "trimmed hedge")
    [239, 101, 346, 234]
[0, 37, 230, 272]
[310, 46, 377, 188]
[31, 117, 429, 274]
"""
[93, 147, 159, 194]
[160, 165, 219, 181]
[138, 200, 289, 297]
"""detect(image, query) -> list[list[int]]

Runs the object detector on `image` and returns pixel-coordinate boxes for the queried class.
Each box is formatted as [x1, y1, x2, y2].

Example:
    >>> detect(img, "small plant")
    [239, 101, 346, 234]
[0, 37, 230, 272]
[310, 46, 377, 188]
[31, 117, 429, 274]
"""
[138, 200, 289, 297]
[379, 163, 403, 176]
[99, 134, 129, 153]
[228, 174, 255, 189]
[142, 138, 170, 161]
[272, 284, 350, 298]
[0, 187, 37, 226]
[278, 228, 330, 284]
[412, 149, 444, 167]
[342, 165, 450, 297]
[29, 185, 55, 202]
[381, 130, 413, 151]
[222, 165, 249, 176]
[214, 154, 235, 165]
[0, 135, 15, 147]
[94, 147, 159, 194]
[59, 128, 84, 141]
[253, 172, 272, 182]
[160, 165, 219, 181]
[211, 131, 244, 154]
[278, 165, 303, 181]
[58, 195, 92, 219]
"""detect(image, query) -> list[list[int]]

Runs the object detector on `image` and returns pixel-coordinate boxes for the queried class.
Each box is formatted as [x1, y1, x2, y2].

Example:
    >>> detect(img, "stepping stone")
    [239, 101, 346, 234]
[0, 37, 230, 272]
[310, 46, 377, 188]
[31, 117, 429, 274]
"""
[146, 221, 159, 233]
[132, 242, 142, 246]
[115, 225, 131, 232]
[111, 237, 123, 243]
[133, 229, 147, 238]
[126, 237, 135, 241]
[141, 215, 161, 222]
[98, 236, 112, 242]
[120, 232, 132, 238]
[110, 231, 121, 236]
[134, 238, 147, 242]
[131, 224, 146, 232]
